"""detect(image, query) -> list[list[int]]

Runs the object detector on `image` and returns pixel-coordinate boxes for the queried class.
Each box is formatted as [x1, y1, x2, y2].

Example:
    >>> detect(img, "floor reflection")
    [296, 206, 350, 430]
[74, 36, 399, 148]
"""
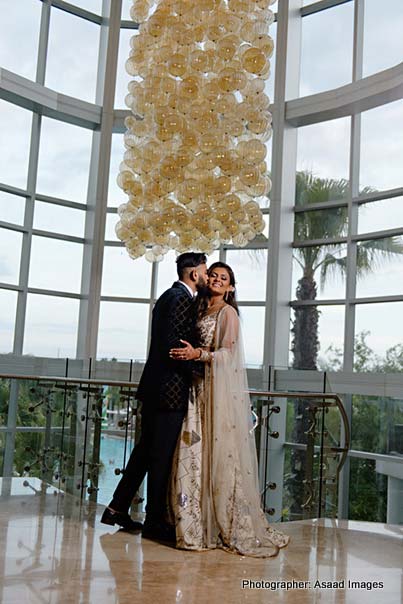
[0, 479, 401, 604]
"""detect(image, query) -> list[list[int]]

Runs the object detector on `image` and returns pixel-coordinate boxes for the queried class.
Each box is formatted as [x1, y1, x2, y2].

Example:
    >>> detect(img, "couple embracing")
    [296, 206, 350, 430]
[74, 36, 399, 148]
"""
[101, 253, 289, 558]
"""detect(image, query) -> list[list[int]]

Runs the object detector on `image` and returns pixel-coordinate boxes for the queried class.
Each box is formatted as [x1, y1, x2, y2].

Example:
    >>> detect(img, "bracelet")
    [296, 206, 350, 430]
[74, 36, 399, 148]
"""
[199, 349, 214, 363]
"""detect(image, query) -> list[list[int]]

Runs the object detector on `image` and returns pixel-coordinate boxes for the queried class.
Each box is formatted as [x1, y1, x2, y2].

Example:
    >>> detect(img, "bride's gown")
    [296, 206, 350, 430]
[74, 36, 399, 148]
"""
[170, 305, 289, 557]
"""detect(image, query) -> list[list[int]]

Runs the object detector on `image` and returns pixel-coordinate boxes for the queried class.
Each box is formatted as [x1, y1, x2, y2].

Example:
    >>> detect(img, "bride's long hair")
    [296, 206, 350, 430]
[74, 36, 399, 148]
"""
[197, 261, 239, 317]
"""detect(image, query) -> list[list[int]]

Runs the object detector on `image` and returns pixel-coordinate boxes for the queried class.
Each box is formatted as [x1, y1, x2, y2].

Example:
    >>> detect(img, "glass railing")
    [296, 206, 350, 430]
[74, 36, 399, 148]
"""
[0, 372, 138, 505]
[250, 390, 349, 521]
[0, 371, 350, 522]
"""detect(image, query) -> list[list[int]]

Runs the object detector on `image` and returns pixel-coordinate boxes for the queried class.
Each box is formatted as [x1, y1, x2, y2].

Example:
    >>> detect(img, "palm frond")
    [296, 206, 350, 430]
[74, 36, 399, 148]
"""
[356, 237, 403, 276]
[318, 253, 348, 289]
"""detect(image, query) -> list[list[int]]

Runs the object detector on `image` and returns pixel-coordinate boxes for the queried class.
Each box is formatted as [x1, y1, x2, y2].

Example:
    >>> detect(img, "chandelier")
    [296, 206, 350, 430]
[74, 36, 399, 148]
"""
[116, 0, 275, 262]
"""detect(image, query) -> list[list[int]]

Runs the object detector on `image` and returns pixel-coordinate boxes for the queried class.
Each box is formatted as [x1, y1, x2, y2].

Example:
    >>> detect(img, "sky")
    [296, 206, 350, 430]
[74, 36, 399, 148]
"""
[0, 0, 403, 366]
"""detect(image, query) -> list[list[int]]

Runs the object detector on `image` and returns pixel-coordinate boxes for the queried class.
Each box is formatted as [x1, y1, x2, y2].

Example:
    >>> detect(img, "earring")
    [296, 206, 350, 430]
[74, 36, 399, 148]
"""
[224, 291, 229, 301]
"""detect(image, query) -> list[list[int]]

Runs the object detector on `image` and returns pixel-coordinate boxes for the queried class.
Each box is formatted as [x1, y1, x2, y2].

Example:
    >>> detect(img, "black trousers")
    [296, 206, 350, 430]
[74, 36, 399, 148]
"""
[110, 403, 186, 523]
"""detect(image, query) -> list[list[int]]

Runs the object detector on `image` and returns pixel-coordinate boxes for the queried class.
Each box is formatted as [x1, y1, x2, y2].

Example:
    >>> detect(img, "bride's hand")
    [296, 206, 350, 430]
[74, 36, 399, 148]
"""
[169, 340, 200, 361]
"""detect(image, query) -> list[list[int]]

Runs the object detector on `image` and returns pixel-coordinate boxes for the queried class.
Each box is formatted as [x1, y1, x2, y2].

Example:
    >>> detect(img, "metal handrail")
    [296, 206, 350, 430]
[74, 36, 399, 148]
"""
[0, 372, 350, 463]
[0, 373, 138, 388]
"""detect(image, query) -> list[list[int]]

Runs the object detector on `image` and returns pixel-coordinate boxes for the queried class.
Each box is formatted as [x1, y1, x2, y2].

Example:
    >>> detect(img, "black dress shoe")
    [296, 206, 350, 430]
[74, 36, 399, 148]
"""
[101, 507, 143, 532]
[142, 520, 176, 542]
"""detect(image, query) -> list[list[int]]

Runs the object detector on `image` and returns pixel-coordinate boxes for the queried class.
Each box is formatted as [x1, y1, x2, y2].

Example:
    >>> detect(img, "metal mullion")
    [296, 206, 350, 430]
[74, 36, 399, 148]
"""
[291, 295, 403, 306]
[27, 287, 83, 300]
[0, 283, 23, 292]
[36, 0, 51, 86]
[0, 222, 27, 233]
[301, 0, 353, 18]
[339, 0, 364, 521]
[46, 0, 102, 24]
[352, 227, 403, 242]
[0, 183, 29, 197]
[35, 194, 87, 211]
[350, 294, 403, 305]
[223, 241, 269, 251]
[353, 186, 403, 205]
[32, 229, 85, 244]
[100, 295, 149, 304]
[3, 0, 52, 473]
[120, 20, 139, 30]
[12, 116, 41, 355]
[294, 199, 349, 212]
[11, 0, 52, 355]
[237, 301, 266, 307]
[290, 299, 345, 307]
[104, 240, 124, 246]
[261, 0, 303, 523]
[293, 236, 347, 247]
[76, 0, 122, 360]
[146, 262, 158, 353]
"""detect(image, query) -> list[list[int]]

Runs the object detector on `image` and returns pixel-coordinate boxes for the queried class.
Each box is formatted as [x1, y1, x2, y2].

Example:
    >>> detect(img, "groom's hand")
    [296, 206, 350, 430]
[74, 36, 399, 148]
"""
[169, 340, 201, 361]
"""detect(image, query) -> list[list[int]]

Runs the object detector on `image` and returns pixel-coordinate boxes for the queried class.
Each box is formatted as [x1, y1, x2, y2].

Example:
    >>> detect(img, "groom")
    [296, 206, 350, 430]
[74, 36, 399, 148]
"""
[101, 252, 208, 540]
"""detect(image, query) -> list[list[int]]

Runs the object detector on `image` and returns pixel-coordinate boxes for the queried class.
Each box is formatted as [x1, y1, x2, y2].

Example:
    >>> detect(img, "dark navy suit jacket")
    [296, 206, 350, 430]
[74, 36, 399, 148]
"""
[136, 281, 197, 411]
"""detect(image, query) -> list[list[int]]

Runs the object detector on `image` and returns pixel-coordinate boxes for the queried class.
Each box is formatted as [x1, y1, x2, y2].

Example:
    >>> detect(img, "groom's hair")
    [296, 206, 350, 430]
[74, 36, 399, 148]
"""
[176, 252, 207, 280]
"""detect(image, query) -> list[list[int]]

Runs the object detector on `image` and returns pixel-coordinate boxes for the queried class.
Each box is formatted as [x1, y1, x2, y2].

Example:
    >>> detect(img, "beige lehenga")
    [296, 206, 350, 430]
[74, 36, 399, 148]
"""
[170, 304, 289, 557]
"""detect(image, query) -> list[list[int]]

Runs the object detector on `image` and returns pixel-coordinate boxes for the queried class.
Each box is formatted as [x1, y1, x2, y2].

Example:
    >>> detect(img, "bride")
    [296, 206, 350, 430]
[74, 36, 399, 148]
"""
[169, 262, 289, 557]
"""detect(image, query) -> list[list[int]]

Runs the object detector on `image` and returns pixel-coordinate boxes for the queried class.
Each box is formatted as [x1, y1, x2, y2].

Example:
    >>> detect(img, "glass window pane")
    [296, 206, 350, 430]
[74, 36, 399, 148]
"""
[0, 228, 22, 285]
[225, 250, 267, 301]
[355, 302, 403, 371]
[97, 302, 149, 361]
[0, 100, 32, 190]
[121, 0, 133, 21]
[115, 29, 134, 108]
[299, 3, 354, 97]
[33, 201, 85, 237]
[348, 458, 387, 523]
[363, 0, 403, 77]
[0, 0, 41, 80]
[358, 197, 403, 235]
[45, 7, 100, 102]
[29, 236, 83, 293]
[360, 100, 403, 193]
[0, 192, 25, 225]
[24, 294, 79, 358]
[351, 395, 403, 456]
[291, 305, 345, 371]
[37, 117, 92, 202]
[156, 251, 179, 297]
[102, 247, 152, 298]
[356, 236, 403, 298]
[292, 244, 347, 300]
[71, 0, 102, 13]
[105, 212, 118, 239]
[240, 306, 264, 367]
[296, 118, 351, 203]
[108, 134, 124, 207]
[0, 289, 17, 353]
[294, 207, 348, 240]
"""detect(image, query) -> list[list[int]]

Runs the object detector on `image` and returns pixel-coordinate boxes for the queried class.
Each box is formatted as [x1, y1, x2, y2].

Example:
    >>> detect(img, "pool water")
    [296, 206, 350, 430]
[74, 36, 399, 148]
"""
[97, 434, 135, 506]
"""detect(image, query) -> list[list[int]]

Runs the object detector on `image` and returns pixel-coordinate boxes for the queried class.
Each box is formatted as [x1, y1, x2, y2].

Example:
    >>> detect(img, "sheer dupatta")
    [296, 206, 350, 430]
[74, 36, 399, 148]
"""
[209, 305, 289, 557]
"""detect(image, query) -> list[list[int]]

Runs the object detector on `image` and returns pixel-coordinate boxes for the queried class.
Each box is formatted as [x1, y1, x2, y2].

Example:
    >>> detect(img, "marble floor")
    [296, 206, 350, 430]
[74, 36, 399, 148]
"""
[0, 478, 401, 604]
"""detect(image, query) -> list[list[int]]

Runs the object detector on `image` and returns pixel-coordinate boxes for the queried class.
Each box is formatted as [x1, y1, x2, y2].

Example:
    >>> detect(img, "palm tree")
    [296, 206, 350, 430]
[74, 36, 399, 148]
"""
[288, 171, 403, 519]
